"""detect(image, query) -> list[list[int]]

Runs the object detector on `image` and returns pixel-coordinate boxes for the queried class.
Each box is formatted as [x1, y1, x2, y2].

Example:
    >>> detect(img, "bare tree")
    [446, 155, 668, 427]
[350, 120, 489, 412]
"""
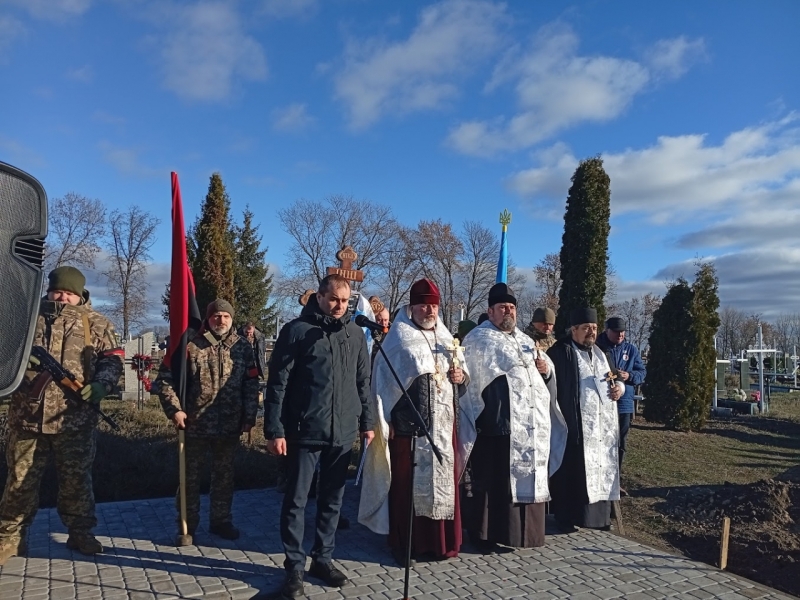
[373, 224, 420, 314]
[406, 219, 464, 328]
[277, 195, 397, 292]
[609, 293, 661, 351]
[457, 221, 498, 321]
[532, 253, 560, 311]
[104, 206, 160, 339]
[45, 192, 106, 271]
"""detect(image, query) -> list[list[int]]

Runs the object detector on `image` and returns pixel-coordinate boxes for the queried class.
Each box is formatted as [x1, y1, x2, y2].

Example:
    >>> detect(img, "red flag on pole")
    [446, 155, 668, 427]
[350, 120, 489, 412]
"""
[165, 171, 202, 410]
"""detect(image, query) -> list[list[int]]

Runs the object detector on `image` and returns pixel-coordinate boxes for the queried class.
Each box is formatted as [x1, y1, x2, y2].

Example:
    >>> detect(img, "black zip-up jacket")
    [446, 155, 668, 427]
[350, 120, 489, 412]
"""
[264, 304, 373, 446]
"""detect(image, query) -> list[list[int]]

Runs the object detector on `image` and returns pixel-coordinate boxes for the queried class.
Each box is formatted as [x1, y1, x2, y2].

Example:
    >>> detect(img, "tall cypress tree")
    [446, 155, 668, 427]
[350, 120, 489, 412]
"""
[555, 156, 611, 333]
[234, 207, 276, 334]
[193, 173, 236, 313]
[643, 279, 694, 426]
[684, 262, 721, 429]
[643, 263, 720, 430]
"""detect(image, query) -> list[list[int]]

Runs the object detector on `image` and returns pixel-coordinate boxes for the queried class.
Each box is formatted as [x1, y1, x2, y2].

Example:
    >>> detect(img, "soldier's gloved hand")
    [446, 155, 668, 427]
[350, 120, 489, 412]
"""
[27, 354, 41, 371]
[80, 382, 108, 404]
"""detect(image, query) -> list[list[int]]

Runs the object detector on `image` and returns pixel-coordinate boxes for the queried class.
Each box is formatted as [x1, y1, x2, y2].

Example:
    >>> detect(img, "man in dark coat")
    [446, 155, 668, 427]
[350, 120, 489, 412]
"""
[547, 308, 624, 532]
[265, 274, 374, 599]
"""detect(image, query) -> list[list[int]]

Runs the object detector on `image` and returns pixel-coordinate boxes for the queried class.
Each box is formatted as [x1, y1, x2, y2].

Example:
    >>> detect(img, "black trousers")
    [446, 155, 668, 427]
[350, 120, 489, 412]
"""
[280, 443, 352, 572]
[618, 412, 632, 469]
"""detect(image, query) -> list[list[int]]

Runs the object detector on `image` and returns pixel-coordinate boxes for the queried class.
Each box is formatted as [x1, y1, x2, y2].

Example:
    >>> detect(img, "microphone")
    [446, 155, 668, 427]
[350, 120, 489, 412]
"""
[355, 314, 388, 334]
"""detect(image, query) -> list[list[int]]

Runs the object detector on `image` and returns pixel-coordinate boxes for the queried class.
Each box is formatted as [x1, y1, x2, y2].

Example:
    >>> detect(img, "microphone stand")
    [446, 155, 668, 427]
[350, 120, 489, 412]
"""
[372, 333, 443, 600]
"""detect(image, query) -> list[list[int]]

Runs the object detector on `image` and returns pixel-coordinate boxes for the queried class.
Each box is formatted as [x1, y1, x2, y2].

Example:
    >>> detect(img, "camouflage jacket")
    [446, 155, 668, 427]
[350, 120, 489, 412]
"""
[10, 297, 123, 434]
[523, 324, 556, 352]
[156, 328, 259, 437]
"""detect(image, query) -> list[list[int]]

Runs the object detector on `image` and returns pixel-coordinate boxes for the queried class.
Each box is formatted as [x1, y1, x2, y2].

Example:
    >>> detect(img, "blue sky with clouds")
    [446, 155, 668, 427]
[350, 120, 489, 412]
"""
[2, 0, 799, 321]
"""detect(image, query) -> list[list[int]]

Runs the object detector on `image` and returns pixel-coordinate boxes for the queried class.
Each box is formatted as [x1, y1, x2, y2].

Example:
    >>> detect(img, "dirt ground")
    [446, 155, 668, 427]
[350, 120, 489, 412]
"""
[621, 396, 800, 597]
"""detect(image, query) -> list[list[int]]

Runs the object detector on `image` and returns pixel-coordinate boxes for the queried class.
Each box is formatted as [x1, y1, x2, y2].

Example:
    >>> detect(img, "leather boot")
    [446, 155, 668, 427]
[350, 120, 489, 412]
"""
[66, 531, 103, 555]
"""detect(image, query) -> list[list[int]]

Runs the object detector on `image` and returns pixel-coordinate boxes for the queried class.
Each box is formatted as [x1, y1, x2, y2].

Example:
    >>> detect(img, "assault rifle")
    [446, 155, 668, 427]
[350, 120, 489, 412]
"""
[29, 345, 120, 431]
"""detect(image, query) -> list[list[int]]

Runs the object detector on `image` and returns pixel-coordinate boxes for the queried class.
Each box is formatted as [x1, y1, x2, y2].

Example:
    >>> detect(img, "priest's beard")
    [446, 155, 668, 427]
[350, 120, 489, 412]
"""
[412, 315, 437, 330]
[497, 315, 515, 332]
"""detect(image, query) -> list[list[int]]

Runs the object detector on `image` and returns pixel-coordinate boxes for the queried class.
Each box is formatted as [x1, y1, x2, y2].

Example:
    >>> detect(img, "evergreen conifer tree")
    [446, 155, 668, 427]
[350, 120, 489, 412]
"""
[193, 173, 236, 313]
[643, 263, 720, 430]
[233, 207, 276, 334]
[643, 279, 694, 426]
[684, 262, 721, 429]
[555, 157, 611, 333]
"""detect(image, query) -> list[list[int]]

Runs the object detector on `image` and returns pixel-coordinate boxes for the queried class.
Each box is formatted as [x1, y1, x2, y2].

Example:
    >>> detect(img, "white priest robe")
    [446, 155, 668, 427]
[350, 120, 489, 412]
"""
[358, 307, 469, 535]
[460, 321, 568, 504]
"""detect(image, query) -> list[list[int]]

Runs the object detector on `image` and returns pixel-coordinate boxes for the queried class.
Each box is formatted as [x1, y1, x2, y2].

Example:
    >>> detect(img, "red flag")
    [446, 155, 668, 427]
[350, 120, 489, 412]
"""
[165, 172, 202, 409]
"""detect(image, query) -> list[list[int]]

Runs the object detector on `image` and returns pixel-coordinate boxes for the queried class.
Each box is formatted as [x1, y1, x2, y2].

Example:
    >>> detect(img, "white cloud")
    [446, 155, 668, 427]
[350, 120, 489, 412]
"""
[92, 110, 126, 125]
[646, 36, 707, 80]
[447, 26, 705, 157]
[0, 135, 45, 168]
[507, 115, 800, 318]
[258, 0, 318, 19]
[65, 64, 94, 82]
[272, 102, 315, 132]
[334, 0, 508, 130]
[5, 0, 92, 20]
[83, 253, 171, 327]
[650, 250, 800, 320]
[154, 2, 268, 102]
[98, 141, 162, 178]
[507, 114, 800, 225]
[0, 15, 26, 59]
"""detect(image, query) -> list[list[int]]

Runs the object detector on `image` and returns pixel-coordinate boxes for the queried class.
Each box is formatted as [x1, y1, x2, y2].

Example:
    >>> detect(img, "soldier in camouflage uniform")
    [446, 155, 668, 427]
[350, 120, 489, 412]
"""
[524, 307, 557, 352]
[0, 266, 123, 565]
[156, 299, 259, 540]
[522, 307, 557, 379]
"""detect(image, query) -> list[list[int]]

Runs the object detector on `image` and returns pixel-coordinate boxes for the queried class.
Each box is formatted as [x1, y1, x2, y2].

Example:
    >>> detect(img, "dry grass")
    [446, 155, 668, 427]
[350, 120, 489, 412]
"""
[621, 392, 800, 594]
[0, 396, 280, 506]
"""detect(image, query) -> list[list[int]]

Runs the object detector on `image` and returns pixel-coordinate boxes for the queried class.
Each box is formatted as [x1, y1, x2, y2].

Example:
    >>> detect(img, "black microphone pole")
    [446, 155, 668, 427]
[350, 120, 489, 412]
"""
[371, 333, 444, 600]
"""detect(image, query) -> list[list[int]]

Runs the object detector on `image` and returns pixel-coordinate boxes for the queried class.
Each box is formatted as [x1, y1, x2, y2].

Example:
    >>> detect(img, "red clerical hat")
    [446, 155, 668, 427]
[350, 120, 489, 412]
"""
[410, 278, 441, 305]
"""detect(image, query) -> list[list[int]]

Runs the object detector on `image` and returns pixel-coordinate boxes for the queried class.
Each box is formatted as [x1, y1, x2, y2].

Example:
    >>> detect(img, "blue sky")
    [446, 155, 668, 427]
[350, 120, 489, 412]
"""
[2, 0, 799, 322]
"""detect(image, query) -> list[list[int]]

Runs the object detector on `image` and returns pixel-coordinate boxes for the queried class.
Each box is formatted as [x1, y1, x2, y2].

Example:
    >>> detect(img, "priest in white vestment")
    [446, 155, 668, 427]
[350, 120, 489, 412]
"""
[460, 283, 568, 551]
[547, 307, 624, 531]
[358, 279, 469, 566]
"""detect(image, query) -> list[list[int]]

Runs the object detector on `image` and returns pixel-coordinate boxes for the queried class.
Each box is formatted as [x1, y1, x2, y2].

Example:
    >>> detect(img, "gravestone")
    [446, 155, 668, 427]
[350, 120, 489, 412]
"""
[123, 332, 155, 403]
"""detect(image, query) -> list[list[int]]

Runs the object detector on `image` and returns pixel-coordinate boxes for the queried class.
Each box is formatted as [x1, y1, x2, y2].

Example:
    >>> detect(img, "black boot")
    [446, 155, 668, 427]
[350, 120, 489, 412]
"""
[282, 570, 304, 598]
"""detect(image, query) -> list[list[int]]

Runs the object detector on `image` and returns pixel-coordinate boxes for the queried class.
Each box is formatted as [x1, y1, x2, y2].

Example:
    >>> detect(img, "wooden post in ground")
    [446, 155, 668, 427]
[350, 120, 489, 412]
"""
[176, 429, 192, 546]
[612, 500, 626, 536]
[719, 517, 731, 569]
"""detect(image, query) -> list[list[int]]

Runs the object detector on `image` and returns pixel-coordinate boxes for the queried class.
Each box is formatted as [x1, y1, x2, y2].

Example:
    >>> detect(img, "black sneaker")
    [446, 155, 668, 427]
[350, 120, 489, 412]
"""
[308, 560, 348, 587]
[282, 570, 304, 598]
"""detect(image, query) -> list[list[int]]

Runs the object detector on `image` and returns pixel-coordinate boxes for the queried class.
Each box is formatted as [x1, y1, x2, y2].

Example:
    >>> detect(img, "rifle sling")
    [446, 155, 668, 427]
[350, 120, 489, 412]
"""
[82, 313, 92, 379]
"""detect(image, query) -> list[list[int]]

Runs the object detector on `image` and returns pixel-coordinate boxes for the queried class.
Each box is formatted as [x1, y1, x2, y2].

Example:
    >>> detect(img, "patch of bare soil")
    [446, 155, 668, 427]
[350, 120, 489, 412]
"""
[624, 448, 800, 596]
[661, 479, 800, 590]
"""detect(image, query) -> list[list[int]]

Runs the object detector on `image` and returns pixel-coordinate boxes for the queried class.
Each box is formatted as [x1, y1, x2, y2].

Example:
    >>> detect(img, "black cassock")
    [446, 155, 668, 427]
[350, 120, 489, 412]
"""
[547, 339, 612, 529]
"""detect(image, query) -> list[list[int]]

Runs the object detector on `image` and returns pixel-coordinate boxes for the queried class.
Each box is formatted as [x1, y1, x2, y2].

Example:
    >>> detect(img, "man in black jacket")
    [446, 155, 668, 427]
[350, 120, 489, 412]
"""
[265, 274, 374, 598]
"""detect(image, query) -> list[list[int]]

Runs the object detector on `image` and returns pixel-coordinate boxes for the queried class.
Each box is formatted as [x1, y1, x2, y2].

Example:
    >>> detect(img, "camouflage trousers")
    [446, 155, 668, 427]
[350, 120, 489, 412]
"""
[0, 427, 97, 540]
[178, 435, 238, 531]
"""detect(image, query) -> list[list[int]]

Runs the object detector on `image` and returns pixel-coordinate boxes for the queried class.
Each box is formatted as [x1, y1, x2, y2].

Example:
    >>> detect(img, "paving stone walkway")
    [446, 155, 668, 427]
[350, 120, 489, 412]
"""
[0, 485, 794, 599]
